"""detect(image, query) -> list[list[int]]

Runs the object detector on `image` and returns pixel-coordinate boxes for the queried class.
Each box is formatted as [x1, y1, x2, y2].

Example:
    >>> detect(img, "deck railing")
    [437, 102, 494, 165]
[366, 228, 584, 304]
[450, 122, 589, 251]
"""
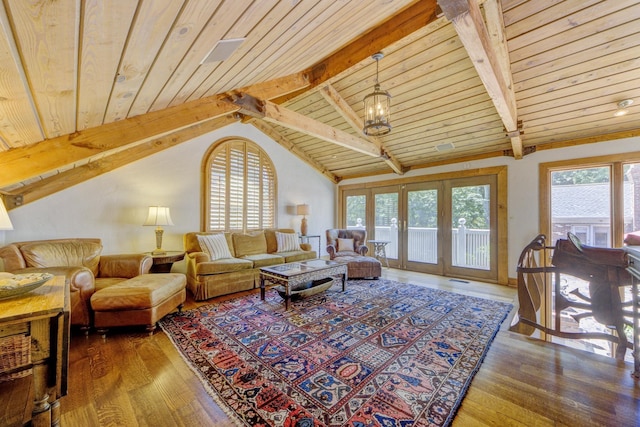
[348, 221, 490, 269]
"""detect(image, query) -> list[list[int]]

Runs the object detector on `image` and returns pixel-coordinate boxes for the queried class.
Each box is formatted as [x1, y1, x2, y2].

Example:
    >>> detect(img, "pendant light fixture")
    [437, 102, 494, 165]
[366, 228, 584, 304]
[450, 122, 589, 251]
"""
[363, 52, 391, 136]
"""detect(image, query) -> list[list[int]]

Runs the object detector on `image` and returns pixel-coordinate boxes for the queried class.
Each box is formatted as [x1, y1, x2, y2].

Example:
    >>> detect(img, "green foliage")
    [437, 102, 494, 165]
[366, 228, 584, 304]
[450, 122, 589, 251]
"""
[551, 167, 609, 185]
[346, 185, 491, 230]
[452, 186, 489, 229]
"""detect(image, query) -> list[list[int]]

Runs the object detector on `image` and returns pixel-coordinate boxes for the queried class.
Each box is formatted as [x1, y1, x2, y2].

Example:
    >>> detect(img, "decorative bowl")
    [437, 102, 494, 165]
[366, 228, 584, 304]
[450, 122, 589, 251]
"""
[0, 273, 54, 300]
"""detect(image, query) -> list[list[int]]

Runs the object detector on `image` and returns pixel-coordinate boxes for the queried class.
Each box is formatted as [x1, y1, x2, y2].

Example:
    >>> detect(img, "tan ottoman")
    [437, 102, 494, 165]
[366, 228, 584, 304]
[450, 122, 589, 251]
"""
[334, 255, 381, 279]
[91, 273, 186, 337]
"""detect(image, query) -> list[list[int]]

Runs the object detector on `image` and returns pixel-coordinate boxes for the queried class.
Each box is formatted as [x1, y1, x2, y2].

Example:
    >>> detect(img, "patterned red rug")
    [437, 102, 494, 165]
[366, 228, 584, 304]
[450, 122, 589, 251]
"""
[160, 279, 512, 426]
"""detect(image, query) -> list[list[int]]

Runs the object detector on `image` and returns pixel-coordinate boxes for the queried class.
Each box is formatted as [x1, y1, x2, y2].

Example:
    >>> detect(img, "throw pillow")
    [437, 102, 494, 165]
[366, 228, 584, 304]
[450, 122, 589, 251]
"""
[276, 231, 300, 252]
[197, 234, 232, 260]
[337, 238, 354, 252]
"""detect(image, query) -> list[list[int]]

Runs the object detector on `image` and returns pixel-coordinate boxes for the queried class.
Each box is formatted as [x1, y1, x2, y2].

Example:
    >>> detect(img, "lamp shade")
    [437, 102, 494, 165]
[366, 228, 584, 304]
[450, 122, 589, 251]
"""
[0, 199, 13, 230]
[296, 204, 310, 216]
[143, 206, 174, 226]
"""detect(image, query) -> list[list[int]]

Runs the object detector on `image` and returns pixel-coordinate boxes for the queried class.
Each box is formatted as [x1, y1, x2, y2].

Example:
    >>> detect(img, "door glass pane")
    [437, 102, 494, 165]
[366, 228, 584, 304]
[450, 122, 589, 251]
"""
[407, 189, 437, 263]
[346, 195, 366, 229]
[550, 166, 611, 247]
[624, 163, 639, 236]
[451, 185, 490, 270]
[374, 193, 398, 259]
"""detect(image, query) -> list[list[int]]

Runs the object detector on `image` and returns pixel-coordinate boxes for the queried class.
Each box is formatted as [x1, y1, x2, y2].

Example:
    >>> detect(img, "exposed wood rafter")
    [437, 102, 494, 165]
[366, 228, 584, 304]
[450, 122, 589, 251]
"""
[3, 116, 239, 209]
[247, 119, 340, 183]
[273, 0, 441, 104]
[319, 84, 405, 175]
[0, 71, 311, 190]
[228, 93, 382, 158]
[439, 0, 523, 159]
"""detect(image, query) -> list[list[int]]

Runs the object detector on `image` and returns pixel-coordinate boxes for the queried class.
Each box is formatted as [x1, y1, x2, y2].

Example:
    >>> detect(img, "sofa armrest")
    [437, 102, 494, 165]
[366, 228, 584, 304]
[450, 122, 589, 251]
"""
[188, 251, 211, 263]
[300, 243, 312, 251]
[326, 244, 336, 259]
[98, 254, 152, 278]
[356, 245, 369, 256]
[13, 266, 94, 294]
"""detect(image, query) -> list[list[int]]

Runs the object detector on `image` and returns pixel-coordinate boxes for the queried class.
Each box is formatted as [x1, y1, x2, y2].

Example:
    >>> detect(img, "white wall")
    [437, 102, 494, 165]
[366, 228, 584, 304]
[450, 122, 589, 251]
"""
[339, 136, 640, 279]
[2, 122, 336, 266]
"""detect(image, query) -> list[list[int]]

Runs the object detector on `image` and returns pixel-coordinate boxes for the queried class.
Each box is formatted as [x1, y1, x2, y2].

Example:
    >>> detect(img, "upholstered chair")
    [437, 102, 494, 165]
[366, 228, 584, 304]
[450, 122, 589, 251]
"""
[325, 229, 381, 279]
[325, 229, 369, 259]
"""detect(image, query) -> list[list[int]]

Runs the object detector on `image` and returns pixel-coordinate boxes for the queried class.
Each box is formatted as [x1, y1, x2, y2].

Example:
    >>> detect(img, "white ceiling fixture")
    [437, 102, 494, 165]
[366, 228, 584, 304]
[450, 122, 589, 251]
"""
[614, 99, 634, 117]
[201, 38, 246, 64]
[435, 142, 455, 152]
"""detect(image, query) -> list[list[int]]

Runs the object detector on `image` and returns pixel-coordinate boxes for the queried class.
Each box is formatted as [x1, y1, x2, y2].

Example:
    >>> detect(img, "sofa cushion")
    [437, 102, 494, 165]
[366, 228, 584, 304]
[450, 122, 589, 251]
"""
[20, 241, 102, 276]
[233, 231, 268, 257]
[197, 234, 233, 260]
[239, 253, 284, 268]
[275, 231, 300, 252]
[337, 238, 354, 252]
[196, 258, 253, 275]
[264, 228, 296, 253]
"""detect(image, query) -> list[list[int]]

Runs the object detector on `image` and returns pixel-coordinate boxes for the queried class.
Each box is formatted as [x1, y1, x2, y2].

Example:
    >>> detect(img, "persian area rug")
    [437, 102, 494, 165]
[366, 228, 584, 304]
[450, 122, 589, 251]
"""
[160, 279, 513, 426]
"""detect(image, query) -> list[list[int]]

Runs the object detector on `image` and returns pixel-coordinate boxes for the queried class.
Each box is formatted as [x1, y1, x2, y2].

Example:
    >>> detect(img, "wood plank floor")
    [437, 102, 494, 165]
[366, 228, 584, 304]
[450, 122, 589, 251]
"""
[3, 269, 639, 426]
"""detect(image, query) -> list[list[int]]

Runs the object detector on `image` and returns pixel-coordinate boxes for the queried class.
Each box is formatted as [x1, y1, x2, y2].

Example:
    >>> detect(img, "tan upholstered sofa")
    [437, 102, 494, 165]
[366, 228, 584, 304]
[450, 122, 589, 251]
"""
[184, 229, 316, 300]
[0, 238, 153, 332]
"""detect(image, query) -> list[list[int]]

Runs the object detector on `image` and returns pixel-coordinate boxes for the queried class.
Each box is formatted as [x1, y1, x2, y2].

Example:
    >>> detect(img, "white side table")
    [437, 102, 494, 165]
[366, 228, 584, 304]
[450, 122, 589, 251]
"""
[368, 240, 390, 267]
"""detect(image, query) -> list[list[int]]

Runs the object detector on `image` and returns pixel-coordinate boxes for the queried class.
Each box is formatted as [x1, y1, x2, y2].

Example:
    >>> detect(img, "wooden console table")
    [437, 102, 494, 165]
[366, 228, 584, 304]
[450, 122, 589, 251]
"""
[0, 276, 70, 426]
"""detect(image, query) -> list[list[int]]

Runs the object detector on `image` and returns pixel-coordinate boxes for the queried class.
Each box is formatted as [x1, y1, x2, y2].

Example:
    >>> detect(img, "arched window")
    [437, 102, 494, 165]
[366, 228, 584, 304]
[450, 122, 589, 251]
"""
[203, 138, 276, 231]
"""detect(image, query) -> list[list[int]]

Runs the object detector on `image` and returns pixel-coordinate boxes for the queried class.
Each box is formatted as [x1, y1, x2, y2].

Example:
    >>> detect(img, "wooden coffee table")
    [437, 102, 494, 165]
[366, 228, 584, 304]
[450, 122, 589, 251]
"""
[259, 259, 348, 310]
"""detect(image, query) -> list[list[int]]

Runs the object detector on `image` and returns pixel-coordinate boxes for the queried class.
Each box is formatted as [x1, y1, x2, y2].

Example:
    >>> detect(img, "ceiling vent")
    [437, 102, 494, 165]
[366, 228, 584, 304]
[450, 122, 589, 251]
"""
[201, 38, 245, 64]
[435, 142, 455, 152]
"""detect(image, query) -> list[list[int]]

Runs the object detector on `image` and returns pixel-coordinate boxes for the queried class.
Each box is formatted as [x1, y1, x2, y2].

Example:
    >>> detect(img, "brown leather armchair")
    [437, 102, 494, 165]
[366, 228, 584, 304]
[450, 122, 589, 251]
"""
[0, 238, 152, 332]
[325, 229, 369, 259]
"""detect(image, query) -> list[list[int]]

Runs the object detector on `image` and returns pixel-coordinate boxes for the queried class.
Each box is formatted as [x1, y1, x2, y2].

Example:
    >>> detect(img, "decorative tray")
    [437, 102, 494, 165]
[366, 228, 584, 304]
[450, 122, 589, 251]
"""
[0, 272, 54, 300]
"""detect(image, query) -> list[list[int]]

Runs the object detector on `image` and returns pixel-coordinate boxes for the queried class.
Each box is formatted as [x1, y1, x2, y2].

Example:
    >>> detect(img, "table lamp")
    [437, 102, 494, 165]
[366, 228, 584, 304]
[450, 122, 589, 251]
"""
[296, 204, 310, 236]
[143, 206, 173, 255]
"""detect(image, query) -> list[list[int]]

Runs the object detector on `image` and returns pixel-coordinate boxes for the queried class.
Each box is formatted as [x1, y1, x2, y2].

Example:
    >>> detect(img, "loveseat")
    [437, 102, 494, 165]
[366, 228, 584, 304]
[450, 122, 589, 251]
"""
[184, 229, 316, 300]
[0, 238, 153, 332]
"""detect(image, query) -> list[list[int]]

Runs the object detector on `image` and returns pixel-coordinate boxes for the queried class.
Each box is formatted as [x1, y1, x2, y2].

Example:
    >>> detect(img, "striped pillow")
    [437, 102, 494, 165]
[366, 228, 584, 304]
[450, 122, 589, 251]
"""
[197, 234, 232, 260]
[275, 231, 300, 252]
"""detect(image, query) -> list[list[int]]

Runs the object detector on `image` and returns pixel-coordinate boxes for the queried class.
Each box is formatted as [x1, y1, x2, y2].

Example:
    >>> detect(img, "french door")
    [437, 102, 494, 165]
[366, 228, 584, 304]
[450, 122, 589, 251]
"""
[341, 174, 499, 282]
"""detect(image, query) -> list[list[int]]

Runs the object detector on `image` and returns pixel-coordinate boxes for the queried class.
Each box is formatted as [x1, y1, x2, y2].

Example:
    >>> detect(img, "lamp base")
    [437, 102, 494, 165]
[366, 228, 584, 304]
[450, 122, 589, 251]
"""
[152, 228, 166, 255]
[300, 217, 308, 236]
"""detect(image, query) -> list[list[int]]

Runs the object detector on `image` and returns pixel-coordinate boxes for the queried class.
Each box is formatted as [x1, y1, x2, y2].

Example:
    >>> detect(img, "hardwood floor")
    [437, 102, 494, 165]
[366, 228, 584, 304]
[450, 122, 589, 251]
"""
[3, 269, 638, 426]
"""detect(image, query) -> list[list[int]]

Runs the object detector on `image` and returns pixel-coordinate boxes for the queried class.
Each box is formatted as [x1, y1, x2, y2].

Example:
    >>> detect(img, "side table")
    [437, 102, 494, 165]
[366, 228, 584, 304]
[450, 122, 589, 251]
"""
[368, 240, 390, 268]
[145, 251, 185, 273]
[299, 234, 321, 258]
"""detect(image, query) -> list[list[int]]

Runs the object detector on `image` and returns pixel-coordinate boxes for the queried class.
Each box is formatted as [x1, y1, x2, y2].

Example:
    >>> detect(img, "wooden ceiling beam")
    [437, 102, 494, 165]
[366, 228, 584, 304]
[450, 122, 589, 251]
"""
[273, 0, 441, 104]
[248, 119, 340, 183]
[0, 71, 310, 189]
[229, 93, 381, 158]
[439, 0, 523, 159]
[2, 116, 238, 209]
[319, 84, 405, 175]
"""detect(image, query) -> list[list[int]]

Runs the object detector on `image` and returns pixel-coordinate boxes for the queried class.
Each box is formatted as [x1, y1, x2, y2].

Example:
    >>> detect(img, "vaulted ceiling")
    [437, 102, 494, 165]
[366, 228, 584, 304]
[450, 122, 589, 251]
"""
[0, 0, 638, 209]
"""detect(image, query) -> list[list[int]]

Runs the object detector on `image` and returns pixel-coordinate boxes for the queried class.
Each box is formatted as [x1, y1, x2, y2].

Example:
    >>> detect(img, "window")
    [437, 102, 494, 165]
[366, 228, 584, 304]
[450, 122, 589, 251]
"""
[540, 152, 640, 248]
[203, 138, 276, 231]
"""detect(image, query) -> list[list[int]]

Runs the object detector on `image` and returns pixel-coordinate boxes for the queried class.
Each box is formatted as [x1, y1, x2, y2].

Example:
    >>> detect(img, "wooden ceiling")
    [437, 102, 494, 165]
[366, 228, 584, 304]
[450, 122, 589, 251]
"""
[0, 0, 639, 208]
